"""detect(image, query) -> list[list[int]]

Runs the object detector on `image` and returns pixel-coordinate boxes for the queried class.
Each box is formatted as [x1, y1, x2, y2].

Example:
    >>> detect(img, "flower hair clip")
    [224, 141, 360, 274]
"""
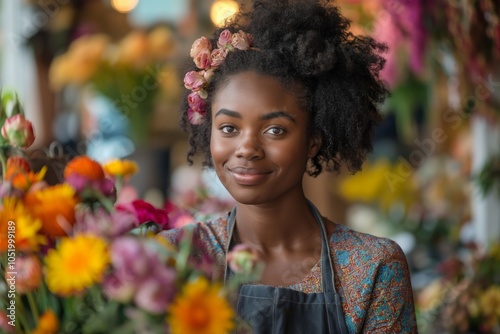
[184, 29, 254, 125]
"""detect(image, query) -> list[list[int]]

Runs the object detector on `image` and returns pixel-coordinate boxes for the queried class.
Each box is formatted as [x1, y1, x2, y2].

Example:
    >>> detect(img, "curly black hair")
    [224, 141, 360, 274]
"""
[179, 0, 388, 176]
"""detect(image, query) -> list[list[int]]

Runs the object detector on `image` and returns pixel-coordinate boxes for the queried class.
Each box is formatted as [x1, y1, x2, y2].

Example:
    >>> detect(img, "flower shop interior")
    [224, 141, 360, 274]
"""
[1, 0, 500, 333]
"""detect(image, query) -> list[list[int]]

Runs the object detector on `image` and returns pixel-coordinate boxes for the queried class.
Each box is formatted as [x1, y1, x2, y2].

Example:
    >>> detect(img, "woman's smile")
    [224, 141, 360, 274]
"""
[227, 166, 273, 186]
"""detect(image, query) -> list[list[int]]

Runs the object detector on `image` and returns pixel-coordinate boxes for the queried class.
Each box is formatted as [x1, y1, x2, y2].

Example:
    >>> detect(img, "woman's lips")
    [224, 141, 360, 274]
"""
[228, 167, 272, 185]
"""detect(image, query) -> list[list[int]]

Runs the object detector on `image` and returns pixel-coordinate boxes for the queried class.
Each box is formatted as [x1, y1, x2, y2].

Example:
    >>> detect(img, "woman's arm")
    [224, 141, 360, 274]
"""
[362, 241, 418, 333]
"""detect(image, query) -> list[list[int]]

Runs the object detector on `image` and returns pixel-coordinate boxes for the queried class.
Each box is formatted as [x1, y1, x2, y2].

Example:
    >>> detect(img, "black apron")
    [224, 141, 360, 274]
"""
[223, 202, 349, 334]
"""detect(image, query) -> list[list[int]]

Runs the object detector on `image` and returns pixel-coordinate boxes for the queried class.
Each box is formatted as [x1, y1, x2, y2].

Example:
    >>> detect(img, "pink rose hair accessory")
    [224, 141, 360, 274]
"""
[184, 29, 254, 125]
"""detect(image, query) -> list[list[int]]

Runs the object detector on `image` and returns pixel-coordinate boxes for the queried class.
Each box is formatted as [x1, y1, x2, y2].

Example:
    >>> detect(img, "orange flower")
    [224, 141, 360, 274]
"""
[168, 277, 234, 334]
[64, 156, 104, 181]
[31, 309, 59, 334]
[5, 156, 31, 179]
[25, 184, 78, 237]
[11, 167, 47, 192]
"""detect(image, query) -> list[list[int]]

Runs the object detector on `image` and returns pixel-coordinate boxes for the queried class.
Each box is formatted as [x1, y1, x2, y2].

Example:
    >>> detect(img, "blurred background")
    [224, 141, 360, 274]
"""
[1, 0, 500, 332]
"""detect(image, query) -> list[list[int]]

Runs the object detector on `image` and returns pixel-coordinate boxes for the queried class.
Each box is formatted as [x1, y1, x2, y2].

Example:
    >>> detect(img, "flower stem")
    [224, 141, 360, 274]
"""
[27, 292, 40, 323]
[0, 148, 7, 180]
[95, 191, 115, 213]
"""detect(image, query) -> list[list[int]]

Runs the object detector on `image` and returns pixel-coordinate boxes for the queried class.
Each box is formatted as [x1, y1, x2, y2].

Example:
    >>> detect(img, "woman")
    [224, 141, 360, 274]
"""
[163, 0, 418, 332]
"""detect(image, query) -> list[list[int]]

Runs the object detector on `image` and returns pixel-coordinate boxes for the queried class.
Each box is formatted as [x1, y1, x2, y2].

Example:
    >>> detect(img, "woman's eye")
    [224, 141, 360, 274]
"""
[266, 127, 285, 135]
[220, 126, 236, 134]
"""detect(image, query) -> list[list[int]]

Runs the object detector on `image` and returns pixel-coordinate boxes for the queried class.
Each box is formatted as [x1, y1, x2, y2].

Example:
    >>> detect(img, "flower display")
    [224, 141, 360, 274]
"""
[48, 27, 179, 142]
[0, 91, 261, 333]
[418, 244, 500, 333]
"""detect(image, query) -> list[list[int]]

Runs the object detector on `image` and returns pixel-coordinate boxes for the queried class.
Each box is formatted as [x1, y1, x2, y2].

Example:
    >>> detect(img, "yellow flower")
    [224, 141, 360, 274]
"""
[479, 285, 500, 321]
[103, 159, 139, 178]
[31, 309, 59, 334]
[25, 184, 78, 237]
[45, 234, 109, 296]
[339, 160, 392, 202]
[168, 277, 234, 334]
[0, 198, 46, 252]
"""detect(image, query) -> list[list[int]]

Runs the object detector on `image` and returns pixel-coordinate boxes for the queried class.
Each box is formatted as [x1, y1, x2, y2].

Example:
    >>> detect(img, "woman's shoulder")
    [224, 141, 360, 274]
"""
[160, 213, 231, 252]
[329, 222, 408, 268]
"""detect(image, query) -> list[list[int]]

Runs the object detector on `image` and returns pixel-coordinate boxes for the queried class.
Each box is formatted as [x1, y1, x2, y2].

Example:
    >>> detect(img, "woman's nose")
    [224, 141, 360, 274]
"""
[235, 133, 264, 160]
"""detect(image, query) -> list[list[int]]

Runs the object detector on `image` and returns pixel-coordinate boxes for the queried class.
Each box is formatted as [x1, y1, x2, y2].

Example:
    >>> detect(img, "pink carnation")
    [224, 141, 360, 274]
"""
[187, 108, 206, 125]
[211, 48, 229, 67]
[190, 36, 212, 58]
[183, 71, 206, 91]
[1, 114, 35, 148]
[231, 30, 252, 50]
[193, 49, 212, 69]
[187, 92, 207, 113]
[217, 29, 233, 48]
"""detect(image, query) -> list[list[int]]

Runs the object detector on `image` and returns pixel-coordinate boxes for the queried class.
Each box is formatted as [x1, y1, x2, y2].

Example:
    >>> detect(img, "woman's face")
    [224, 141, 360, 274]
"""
[210, 71, 320, 205]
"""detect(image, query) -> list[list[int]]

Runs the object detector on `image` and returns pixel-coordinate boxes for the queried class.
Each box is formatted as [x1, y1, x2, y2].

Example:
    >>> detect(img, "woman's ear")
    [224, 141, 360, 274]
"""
[307, 133, 322, 158]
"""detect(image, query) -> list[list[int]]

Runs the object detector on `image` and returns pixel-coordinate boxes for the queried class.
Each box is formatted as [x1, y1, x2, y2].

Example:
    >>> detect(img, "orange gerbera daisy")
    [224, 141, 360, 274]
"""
[64, 156, 104, 181]
[0, 197, 46, 252]
[168, 277, 234, 334]
[25, 184, 78, 237]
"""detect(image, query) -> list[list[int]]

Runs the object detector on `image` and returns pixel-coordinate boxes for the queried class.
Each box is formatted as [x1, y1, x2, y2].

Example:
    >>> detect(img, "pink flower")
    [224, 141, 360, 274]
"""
[227, 243, 263, 276]
[211, 48, 229, 67]
[1, 114, 35, 148]
[75, 207, 138, 238]
[217, 29, 233, 48]
[103, 273, 135, 303]
[187, 92, 207, 113]
[110, 237, 152, 277]
[187, 108, 206, 125]
[190, 36, 212, 58]
[193, 49, 212, 69]
[0, 312, 14, 333]
[183, 71, 206, 91]
[65, 174, 116, 200]
[12, 255, 42, 294]
[231, 30, 252, 50]
[133, 268, 176, 314]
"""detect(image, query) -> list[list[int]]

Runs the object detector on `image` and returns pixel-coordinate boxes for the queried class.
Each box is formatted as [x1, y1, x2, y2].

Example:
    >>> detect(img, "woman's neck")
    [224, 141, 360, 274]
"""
[234, 194, 320, 256]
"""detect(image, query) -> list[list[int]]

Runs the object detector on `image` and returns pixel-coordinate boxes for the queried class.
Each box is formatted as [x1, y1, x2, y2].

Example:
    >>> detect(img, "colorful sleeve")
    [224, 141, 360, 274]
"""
[362, 240, 418, 333]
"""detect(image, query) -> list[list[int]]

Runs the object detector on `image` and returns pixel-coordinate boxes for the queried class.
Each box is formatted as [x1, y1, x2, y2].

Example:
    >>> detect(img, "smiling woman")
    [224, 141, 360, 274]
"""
[161, 0, 418, 333]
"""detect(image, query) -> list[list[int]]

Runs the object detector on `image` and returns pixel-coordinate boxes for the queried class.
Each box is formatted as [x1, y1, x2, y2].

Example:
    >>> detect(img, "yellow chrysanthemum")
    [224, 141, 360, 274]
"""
[103, 159, 139, 178]
[168, 277, 234, 334]
[479, 285, 500, 321]
[31, 309, 59, 334]
[45, 234, 109, 296]
[25, 184, 78, 237]
[0, 197, 46, 252]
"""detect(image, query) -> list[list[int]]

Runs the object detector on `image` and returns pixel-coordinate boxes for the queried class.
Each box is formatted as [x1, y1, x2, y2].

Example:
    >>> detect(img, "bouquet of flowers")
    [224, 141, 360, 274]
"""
[48, 27, 181, 142]
[417, 244, 500, 334]
[0, 92, 262, 333]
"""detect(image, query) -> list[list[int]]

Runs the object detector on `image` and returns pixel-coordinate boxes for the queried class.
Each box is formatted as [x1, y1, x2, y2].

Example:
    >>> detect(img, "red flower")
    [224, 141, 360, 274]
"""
[118, 200, 169, 228]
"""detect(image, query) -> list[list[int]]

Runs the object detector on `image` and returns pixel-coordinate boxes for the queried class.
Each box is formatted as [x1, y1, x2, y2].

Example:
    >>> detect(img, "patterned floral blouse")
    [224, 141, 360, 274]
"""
[161, 215, 418, 333]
